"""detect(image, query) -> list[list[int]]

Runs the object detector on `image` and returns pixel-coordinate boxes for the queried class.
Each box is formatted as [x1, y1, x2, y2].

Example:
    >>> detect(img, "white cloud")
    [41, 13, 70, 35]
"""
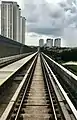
[63, 27, 77, 47]
[46, 0, 62, 4]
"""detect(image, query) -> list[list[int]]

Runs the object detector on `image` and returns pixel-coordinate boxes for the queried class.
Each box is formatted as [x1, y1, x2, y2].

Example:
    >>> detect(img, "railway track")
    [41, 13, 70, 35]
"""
[0, 53, 36, 117]
[1, 53, 76, 120]
[43, 53, 77, 110]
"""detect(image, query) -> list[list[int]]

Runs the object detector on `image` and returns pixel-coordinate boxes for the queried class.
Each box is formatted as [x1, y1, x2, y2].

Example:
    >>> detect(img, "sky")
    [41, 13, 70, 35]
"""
[1, 0, 77, 47]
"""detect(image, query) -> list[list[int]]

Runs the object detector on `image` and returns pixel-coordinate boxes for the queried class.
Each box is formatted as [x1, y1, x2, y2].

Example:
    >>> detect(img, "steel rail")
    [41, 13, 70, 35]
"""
[41, 55, 58, 120]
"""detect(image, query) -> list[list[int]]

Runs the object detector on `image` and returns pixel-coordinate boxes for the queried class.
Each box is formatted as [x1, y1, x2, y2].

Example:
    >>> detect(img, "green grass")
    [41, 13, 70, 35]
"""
[64, 65, 77, 76]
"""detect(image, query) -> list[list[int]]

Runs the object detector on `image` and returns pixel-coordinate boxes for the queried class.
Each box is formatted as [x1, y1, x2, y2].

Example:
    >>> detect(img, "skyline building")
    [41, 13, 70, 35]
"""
[18, 8, 21, 43]
[46, 38, 53, 48]
[13, 2, 19, 41]
[1, 1, 14, 39]
[0, 1, 26, 44]
[22, 17, 26, 44]
[20, 16, 26, 44]
[39, 39, 44, 47]
[54, 38, 61, 47]
[20, 16, 23, 43]
[16, 5, 21, 42]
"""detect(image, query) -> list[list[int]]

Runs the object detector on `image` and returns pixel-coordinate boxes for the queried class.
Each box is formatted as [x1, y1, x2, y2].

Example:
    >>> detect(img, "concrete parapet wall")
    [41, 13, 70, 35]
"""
[0, 35, 37, 57]
[43, 53, 77, 94]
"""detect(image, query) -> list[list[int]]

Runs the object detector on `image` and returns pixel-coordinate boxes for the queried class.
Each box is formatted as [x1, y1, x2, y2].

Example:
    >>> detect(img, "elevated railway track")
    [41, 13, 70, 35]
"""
[0, 52, 77, 120]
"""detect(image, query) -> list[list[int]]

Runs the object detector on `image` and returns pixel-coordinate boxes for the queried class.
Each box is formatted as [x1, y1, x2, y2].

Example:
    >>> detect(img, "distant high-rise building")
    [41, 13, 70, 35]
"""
[46, 38, 53, 48]
[0, 1, 26, 44]
[18, 8, 21, 43]
[1, 1, 14, 39]
[54, 38, 61, 47]
[39, 39, 44, 47]
[16, 7, 21, 42]
[20, 16, 23, 43]
[0, 4, 1, 34]
[13, 2, 20, 41]
[20, 16, 26, 44]
[22, 17, 26, 44]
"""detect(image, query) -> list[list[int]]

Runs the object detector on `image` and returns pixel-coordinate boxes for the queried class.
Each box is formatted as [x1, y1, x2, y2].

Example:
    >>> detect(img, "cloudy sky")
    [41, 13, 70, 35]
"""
[1, 0, 77, 47]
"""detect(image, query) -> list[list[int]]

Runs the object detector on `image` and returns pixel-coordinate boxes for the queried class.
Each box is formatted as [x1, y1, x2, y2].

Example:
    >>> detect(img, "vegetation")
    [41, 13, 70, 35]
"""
[41, 47, 77, 75]
[59, 48, 77, 62]
[41, 47, 77, 62]
[64, 65, 77, 76]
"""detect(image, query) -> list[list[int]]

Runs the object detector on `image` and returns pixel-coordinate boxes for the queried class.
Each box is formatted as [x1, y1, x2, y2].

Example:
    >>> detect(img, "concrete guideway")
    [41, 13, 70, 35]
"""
[0, 52, 37, 87]
[0, 54, 38, 120]
[0, 53, 32, 68]
[0, 53, 77, 120]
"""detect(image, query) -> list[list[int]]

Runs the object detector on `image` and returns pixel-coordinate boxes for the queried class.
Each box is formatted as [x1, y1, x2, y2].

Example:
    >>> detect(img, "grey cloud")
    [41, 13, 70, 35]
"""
[59, 2, 66, 8]
[63, 27, 77, 47]
[49, 6, 64, 18]
[21, 0, 77, 46]
[70, 7, 76, 13]
[22, 3, 39, 23]
[59, 0, 77, 13]
[22, 0, 65, 36]
[28, 26, 63, 36]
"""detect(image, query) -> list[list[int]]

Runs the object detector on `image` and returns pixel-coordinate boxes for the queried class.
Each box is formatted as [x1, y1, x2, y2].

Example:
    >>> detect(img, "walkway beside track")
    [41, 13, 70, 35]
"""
[0, 53, 36, 87]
